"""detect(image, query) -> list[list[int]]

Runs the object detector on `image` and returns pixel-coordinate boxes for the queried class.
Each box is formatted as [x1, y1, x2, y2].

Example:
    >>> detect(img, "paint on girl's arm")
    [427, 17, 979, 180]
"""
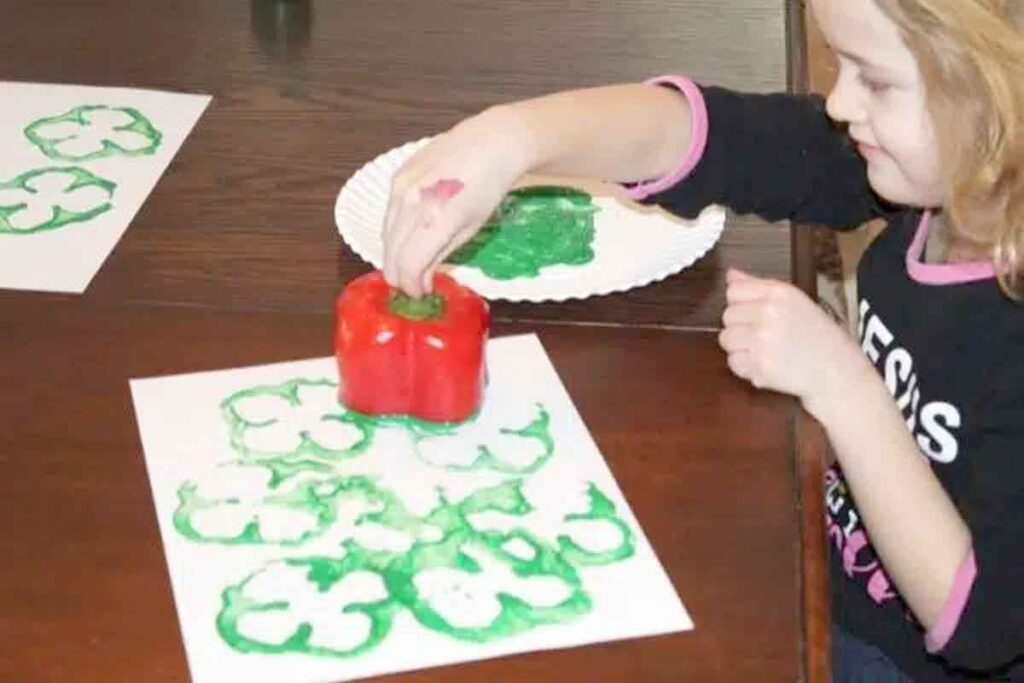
[421, 178, 465, 202]
[416, 179, 465, 231]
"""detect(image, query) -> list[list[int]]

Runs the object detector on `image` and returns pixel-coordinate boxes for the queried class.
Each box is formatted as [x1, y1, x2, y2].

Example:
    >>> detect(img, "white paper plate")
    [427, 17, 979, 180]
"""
[335, 138, 725, 302]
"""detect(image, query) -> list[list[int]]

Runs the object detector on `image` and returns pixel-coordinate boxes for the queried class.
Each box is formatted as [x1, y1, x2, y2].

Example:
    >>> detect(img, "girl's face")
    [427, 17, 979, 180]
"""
[812, 0, 945, 207]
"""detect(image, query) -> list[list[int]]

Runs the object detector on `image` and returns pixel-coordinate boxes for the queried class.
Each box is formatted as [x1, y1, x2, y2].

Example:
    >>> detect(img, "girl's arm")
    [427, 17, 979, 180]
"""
[808, 349, 972, 629]
[718, 268, 1024, 671]
[720, 269, 971, 627]
[508, 83, 694, 185]
[382, 83, 692, 296]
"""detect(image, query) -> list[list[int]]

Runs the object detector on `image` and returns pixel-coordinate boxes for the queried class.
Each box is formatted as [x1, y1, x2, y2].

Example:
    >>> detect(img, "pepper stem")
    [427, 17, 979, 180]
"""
[388, 291, 446, 320]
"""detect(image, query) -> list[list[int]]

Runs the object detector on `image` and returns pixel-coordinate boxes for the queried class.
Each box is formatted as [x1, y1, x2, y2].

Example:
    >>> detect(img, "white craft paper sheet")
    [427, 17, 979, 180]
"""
[0, 82, 210, 292]
[130, 334, 692, 682]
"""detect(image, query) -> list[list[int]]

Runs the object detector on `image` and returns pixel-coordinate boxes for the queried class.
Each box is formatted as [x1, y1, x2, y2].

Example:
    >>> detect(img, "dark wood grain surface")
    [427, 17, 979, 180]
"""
[2, 0, 790, 327]
[0, 295, 806, 681]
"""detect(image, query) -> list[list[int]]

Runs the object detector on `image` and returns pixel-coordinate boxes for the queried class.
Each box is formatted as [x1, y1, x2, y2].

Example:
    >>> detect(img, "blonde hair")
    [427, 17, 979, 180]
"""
[874, 0, 1024, 297]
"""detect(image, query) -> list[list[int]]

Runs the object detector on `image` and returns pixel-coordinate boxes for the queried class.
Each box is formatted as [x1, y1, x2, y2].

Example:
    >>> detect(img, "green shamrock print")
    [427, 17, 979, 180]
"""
[0, 167, 115, 235]
[25, 104, 163, 162]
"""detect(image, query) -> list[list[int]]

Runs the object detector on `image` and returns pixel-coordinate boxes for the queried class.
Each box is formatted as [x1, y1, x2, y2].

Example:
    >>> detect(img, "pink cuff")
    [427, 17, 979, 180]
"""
[925, 549, 977, 653]
[623, 75, 709, 201]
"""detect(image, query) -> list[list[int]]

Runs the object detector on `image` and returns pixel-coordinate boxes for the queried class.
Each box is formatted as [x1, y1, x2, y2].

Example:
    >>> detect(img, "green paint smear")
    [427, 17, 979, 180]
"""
[0, 166, 115, 235]
[24, 104, 163, 162]
[447, 186, 597, 279]
[357, 410, 476, 437]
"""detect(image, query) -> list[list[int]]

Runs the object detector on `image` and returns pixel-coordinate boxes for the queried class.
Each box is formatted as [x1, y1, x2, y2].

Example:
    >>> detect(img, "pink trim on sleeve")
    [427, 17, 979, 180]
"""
[925, 549, 977, 653]
[623, 75, 709, 201]
[906, 212, 996, 285]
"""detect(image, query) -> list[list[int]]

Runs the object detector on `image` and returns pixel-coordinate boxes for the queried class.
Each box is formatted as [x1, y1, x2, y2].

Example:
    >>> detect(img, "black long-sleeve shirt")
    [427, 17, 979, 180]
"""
[634, 83, 1024, 680]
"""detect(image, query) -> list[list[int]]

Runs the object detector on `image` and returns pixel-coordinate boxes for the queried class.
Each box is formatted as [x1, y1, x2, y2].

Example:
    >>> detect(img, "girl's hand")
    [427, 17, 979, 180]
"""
[717, 268, 872, 420]
[382, 106, 531, 298]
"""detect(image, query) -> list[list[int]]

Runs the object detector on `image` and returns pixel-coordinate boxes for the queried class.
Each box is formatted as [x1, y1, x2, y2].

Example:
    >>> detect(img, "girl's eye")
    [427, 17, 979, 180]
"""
[859, 75, 892, 94]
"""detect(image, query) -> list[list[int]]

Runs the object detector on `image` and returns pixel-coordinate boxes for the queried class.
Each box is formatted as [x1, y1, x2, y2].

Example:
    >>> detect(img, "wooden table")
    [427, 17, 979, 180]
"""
[0, 296, 824, 681]
[0, 1, 829, 680]
[2, 0, 792, 328]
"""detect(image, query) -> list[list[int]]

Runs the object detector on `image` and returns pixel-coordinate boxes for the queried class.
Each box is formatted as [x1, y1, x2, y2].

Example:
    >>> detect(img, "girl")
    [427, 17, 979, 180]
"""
[381, 0, 1024, 679]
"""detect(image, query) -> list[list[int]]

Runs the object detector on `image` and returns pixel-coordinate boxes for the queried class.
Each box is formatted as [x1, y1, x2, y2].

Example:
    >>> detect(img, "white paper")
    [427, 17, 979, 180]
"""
[130, 334, 692, 683]
[0, 82, 210, 292]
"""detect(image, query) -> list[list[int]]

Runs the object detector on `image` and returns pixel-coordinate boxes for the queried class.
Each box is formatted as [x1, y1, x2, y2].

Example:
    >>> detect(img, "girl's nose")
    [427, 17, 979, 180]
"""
[825, 72, 863, 125]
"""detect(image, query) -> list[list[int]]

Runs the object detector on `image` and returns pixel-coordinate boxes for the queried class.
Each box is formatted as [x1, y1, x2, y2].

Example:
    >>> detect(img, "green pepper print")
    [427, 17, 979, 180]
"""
[189, 376, 640, 660]
[0, 167, 115, 234]
[557, 483, 636, 565]
[173, 468, 381, 547]
[216, 481, 594, 657]
[25, 105, 163, 162]
[393, 481, 592, 641]
[217, 547, 399, 658]
[412, 403, 555, 474]
[447, 186, 598, 279]
[221, 379, 376, 484]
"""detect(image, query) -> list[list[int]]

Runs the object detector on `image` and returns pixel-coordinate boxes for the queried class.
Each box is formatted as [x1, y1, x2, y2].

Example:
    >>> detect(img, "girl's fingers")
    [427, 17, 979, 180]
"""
[717, 325, 751, 353]
[381, 197, 401, 285]
[725, 350, 754, 381]
[725, 267, 756, 284]
[383, 178, 422, 286]
[722, 301, 764, 327]
[419, 223, 479, 294]
[395, 209, 464, 297]
[725, 278, 770, 304]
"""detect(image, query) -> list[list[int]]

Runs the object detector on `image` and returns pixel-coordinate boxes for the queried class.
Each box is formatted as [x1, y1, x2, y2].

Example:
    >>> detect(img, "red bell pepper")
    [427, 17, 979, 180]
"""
[334, 270, 489, 423]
